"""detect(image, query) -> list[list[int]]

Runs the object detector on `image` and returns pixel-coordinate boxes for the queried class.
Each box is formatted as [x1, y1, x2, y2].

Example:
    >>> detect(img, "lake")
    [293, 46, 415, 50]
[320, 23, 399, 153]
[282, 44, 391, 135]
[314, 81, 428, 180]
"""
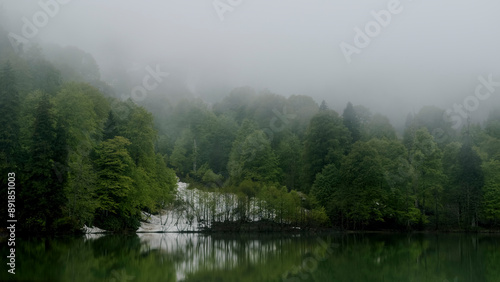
[2, 232, 500, 281]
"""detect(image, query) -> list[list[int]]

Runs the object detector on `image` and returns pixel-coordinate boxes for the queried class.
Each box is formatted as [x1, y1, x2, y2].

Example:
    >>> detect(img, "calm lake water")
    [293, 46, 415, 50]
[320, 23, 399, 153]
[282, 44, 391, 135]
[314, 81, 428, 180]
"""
[2, 232, 500, 281]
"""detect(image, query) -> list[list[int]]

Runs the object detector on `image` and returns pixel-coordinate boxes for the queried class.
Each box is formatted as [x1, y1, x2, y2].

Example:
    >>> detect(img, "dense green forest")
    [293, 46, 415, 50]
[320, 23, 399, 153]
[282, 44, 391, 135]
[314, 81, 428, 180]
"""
[1, 23, 499, 234]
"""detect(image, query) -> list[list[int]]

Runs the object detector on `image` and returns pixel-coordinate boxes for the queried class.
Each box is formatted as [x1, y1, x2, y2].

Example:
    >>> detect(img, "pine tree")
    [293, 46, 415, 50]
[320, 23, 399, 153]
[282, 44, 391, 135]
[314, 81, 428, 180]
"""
[103, 111, 119, 140]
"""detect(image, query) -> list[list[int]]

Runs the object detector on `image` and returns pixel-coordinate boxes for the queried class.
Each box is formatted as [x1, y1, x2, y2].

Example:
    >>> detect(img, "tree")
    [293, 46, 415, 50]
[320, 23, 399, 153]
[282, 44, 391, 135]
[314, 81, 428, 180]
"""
[229, 127, 281, 184]
[338, 142, 388, 229]
[369, 138, 420, 229]
[286, 95, 319, 138]
[0, 62, 20, 166]
[208, 115, 238, 175]
[93, 136, 139, 231]
[123, 105, 157, 169]
[276, 131, 302, 190]
[170, 128, 193, 176]
[482, 160, 500, 226]
[103, 111, 119, 140]
[319, 100, 328, 111]
[364, 114, 397, 141]
[302, 110, 351, 192]
[412, 106, 455, 146]
[0, 62, 21, 224]
[441, 142, 462, 228]
[227, 119, 258, 183]
[343, 102, 361, 144]
[310, 164, 340, 224]
[353, 105, 372, 127]
[457, 135, 484, 228]
[407, 127, 445, 229]
[485, 109, 500, 139]
[21, 94, 67, 232]
[26, 50, 62, 95]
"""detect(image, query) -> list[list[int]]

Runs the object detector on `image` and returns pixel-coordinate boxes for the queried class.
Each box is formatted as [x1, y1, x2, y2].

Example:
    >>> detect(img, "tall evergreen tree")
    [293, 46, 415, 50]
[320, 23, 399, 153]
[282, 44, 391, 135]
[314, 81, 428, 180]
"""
[21, 94, 67, 232]
[103, 111, 119, 140]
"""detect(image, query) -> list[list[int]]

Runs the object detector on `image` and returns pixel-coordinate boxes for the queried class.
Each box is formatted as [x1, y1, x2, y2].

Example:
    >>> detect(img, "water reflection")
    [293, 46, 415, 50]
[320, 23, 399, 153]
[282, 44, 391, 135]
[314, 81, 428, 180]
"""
[1, 233, 500, 281]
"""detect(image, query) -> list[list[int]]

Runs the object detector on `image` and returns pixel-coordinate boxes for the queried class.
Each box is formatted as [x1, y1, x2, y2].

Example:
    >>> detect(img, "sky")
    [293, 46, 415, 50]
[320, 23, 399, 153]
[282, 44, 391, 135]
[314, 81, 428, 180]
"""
[1, 0, 500, 128]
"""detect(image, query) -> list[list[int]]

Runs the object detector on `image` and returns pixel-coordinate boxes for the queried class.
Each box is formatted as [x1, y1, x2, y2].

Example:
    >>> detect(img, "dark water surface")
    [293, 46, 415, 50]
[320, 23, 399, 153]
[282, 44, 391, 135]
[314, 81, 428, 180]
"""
[2, 232, 500, 281]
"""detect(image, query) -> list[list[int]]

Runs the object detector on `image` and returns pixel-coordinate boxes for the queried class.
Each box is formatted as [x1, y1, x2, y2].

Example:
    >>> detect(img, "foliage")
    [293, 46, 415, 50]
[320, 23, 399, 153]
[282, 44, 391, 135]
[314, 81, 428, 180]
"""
[2, 35, 500, 233]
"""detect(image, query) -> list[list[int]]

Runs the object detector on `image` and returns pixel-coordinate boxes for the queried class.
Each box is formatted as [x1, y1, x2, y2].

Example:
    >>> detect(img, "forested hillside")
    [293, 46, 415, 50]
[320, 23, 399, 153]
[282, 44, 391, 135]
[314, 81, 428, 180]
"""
[1, 22, 499, 233]
[157, 91, 500, 231]
[0, 25, 177, 233]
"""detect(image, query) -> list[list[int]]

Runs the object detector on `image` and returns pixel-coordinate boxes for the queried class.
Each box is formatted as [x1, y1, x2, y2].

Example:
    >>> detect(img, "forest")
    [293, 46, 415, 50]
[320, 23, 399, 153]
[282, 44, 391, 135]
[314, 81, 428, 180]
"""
[0, 23, 499, 234]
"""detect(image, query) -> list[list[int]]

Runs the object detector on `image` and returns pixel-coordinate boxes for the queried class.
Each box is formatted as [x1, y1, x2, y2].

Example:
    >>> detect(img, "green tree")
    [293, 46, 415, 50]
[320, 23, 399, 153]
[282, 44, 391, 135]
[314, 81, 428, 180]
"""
[207, 115, 238, 175]
[123, 105, 157, 168]
[407, 127, 445, 229]
[25, 47, 62, 94]
[482, 160, 500, 226]
[0, 61, 20, 166]
[343, 102, 361, 144]
[21, 94, 67, 232]
[53, 83, 110, 227]
[103, 111, 119, 140]
[369, 138, 419, 229]
[441, 142, 462, 228]
[302, 110, 351, 192]
[0, 62, 21, 224]
[310, 164, 340, 225]
[170, 128, 193, 176]
[93, 136, 139, 231]
[364, 114, 397, 140]
[276, 131, 302, 190]
[485, 109, 500, 139]
[338, 142, 388, 229]
[457, 135, 484, 228]
[229, 128, 281, 184]
[286, 95, 318, 138]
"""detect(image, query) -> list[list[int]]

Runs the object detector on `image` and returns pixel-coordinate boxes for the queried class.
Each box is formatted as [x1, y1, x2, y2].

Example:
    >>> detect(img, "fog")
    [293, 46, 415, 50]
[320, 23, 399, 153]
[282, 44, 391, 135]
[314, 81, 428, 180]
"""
[2, 0, 500, 128]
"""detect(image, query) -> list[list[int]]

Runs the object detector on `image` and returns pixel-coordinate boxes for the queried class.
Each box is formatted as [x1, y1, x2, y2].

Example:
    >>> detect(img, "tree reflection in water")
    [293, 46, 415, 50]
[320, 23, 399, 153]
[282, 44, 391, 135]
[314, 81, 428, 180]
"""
[2, 233, 500, 281]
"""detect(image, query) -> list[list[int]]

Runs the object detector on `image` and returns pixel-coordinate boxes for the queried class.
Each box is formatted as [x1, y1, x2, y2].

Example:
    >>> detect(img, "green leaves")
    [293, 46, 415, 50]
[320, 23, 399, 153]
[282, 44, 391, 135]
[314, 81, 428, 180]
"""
[482, 160, 500, 222]
[302, 109, 351, 192]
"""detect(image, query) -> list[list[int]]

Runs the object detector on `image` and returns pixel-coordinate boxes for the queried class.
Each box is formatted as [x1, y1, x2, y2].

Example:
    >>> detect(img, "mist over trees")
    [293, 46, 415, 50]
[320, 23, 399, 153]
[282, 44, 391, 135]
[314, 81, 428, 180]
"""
[0, 18, 499, 233]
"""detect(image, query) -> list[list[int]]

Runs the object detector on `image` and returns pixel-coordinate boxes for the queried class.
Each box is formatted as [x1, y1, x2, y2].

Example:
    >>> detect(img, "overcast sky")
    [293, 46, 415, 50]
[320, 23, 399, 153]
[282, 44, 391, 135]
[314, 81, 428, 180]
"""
[2, 0, 500, 127]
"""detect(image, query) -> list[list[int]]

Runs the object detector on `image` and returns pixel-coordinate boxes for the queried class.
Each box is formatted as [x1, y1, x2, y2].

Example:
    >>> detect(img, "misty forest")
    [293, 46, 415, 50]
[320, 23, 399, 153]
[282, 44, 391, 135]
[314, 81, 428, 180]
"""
[1, 20, 499, 235]
[2, 1, 500, 281]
